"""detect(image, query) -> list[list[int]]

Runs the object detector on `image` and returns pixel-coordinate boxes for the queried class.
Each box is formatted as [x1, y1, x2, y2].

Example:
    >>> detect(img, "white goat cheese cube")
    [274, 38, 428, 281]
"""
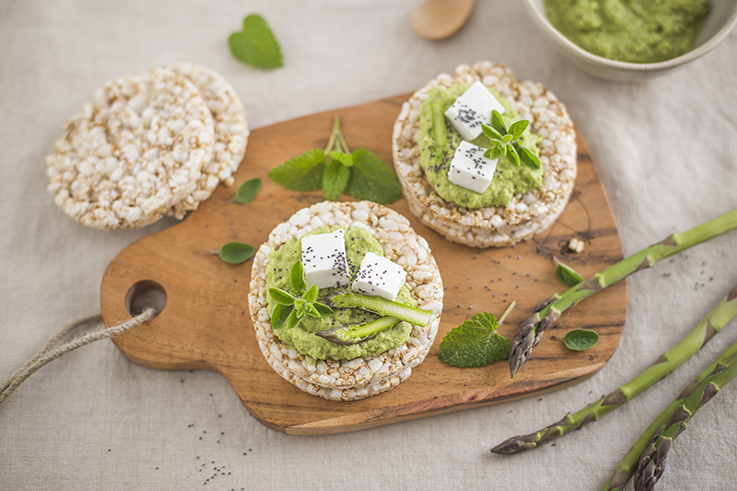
[301, 229, 350, 290]
[447, 141, 498, 194]
[444, 81, 506, 141]
[352, 252, 407, 302]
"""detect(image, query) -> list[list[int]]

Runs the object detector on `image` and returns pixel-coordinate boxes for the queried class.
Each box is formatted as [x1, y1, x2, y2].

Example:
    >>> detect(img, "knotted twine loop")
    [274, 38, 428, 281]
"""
[0, 308, 156, 405]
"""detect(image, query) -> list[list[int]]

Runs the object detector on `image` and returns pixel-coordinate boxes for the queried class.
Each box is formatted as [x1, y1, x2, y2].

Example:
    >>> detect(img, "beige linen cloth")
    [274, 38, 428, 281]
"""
[1, 1, 736, 489]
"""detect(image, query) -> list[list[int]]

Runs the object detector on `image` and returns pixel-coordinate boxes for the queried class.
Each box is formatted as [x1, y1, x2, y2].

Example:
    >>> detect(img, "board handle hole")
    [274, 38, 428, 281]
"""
[126, 280, 167, 318]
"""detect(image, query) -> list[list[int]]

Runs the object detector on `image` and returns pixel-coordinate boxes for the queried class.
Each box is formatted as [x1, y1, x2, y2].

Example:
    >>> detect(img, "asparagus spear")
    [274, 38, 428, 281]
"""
[605, 339, 737, 491]
[315, 316, 400, 345]
[492, 283, 737, 456]
[331, 293, 432, 327]
[509, 208, 737, 378]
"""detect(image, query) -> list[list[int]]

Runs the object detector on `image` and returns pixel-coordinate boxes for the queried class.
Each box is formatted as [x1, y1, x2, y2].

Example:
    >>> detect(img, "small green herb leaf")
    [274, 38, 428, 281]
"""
[491, 110, 507, 135]
[439, 312, 510, 368]
[228, 14, 283, 69]
[289, 261, 306, 292]
[271, 304, 293, 329]
[509, 119, 529, 139]
[507, 146, 521, 166]
[344, 148, 402, 204]
[285, 309, 300, 329]
[323, 159, 351, 201]
[234, 178, 261, 204]
[502, 134, 513, 143]
[486, 146, 502, 161]
[481, 123, 503, 142]
[329, 151, 354, 167]
[562, 329, 600, 351]
[303, 284, 318, 304]
[268, 149, 326, 191]
[313, 301, 334, 316]
[219, 242, 256, 264]
[517, 145, 541, 169]
[305, 304, 320, 317]
[269, 288, 295, 306]
[555, 260, 584, 287]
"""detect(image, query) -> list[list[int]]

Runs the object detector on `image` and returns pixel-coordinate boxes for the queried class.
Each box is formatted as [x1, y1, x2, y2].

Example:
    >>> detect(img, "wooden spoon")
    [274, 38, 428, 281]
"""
[410, 0, 476, 40]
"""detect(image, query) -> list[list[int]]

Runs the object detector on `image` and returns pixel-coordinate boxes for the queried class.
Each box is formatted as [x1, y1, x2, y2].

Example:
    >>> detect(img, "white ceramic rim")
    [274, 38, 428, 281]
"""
[523, 0, 737, 72]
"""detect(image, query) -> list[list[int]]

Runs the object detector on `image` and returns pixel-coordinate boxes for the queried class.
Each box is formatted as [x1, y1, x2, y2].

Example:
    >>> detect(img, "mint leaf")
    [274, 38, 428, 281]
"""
[323, 159, 351, 201]
[329, 151, 353, 167]
[439, 313, 510, 368]
[228, 14, 283, 69]
[555, 259, 583, 287]
[219, 242, 256, 264]
[563, 329, 599, 351]
[344, 149, 402, 204]
[268, 149, 326, 191]
[235, 178, 261, 204]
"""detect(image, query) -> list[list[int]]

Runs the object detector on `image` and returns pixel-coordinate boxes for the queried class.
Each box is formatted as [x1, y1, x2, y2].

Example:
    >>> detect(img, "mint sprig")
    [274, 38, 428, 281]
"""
[269, 261, 333, 329]
[438, 302, 515, 368]
[481, 111, 540, 169]
[228, 14, 283, 69]
[267, 116, 402, 204]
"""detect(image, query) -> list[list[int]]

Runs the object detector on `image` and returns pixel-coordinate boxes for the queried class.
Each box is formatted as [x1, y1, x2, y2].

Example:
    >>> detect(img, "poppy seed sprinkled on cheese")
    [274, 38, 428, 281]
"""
[352, 251, 407, 301]
[444, 80, 506, 141]
[447, 141, 498, 194]
[301, 229, 350, 289]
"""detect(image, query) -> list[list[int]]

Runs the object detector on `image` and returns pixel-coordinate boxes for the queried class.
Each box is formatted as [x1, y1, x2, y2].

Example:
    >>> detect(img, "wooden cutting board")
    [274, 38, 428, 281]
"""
[100, 94, 626, 435]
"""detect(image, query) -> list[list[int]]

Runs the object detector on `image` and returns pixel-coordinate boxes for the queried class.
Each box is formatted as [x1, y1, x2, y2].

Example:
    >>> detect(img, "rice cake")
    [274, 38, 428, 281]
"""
[46, 67, 215, 230]
[248, 201, 444, 401]
[167, 64, 249, 218]
[392, 61, 577, 248]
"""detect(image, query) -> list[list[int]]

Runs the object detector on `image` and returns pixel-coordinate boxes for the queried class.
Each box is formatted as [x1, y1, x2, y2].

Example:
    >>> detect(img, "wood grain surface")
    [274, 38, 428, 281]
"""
[100, 94, 626, 435]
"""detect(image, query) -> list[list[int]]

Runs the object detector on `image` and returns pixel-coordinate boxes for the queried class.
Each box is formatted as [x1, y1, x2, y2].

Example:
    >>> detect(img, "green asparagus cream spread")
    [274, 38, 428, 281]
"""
[265, 226, 415, 361]
[419, 85, 543, 209]
[544, 0, 709, 63]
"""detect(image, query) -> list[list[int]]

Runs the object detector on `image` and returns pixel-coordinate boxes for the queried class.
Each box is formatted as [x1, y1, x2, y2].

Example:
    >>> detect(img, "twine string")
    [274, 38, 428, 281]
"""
[0, 308, 156, 405]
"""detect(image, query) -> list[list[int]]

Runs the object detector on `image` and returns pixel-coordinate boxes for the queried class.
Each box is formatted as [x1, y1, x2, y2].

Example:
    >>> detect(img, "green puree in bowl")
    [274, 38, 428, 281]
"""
[544, 0, 709, 63]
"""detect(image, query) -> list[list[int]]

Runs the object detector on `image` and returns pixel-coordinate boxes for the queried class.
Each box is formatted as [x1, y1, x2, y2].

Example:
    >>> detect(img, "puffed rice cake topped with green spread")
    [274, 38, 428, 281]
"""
[392, 61, 577, 248]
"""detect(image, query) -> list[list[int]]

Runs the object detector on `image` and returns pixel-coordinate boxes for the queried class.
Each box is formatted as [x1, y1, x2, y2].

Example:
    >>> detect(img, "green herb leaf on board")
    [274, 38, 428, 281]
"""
[344, 148, 403, 204]
[267, 149, 326, 191]
[219, 242, 256, 264]
[235, 178, 262, 204]
[562, 329, 600, 351]
[438, 312, 510, 368]
[555, 260, 584, 287]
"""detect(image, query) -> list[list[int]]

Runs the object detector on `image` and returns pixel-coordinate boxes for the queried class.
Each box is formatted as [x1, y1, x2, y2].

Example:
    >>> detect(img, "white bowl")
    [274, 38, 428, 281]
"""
[523, 0, 737, 81]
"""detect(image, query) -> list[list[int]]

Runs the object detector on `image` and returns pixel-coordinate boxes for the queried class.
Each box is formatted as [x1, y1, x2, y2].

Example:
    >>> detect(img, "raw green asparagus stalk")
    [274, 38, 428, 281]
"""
[634, 350, 737, 491]
[315, 316, 400, 345]
[605, 338, 737, 491]
[331, 293, 432, 327]
[509, 208, 737, 378]
[492, 283, 737, 456]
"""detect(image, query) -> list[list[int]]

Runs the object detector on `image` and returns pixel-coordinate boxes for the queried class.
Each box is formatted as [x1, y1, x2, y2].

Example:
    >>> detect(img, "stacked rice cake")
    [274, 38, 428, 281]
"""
[46, 64, 248, 229]
[392, 61, 577, 248]
[249, 201, 444, 401]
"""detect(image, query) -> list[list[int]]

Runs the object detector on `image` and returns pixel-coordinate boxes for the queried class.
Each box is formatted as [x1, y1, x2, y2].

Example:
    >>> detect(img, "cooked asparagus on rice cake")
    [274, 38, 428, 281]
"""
[248, 201, 443, 401]
[392, 61, 577, 248]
